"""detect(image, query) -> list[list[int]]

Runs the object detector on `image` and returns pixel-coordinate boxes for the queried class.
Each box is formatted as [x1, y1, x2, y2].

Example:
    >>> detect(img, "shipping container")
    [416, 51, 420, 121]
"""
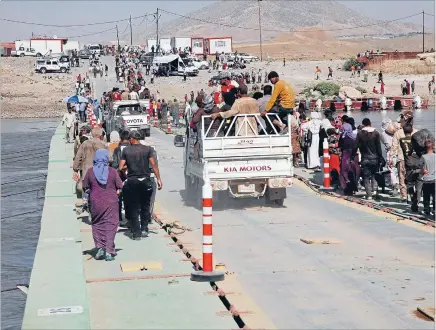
[63, 40, 80, 53]
[191, 38, 204, 55]
[159, 38, 172, 52]
[170, 37, 191, 51]
[205, 37, 232, 55]
[30, 38, 66, 56]
[146, 39, 157, 53]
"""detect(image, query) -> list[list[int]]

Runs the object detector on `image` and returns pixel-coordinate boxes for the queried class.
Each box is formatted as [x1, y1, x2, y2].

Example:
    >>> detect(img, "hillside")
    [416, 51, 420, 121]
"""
[151, 0, 420, 42]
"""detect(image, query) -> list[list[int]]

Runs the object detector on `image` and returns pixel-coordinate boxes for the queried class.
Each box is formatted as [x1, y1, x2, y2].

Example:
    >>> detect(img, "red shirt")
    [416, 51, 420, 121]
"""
[112, 92, 121, 101]
[213, 91, 221, 104]
[221, 84, 234, 94]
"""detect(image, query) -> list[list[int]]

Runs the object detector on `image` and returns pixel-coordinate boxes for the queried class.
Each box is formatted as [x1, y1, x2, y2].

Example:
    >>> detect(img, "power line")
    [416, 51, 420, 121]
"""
[0, 13, 153, 28]
[159, 9, 423, 33]
[424, 12, 435, 17]
[65, 27, 116, 39]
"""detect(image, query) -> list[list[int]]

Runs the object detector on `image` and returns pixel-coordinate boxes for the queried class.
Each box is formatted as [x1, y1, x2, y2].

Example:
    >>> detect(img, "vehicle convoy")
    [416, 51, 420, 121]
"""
[105, 100, 151, 141]
[184, 114, 293, 205]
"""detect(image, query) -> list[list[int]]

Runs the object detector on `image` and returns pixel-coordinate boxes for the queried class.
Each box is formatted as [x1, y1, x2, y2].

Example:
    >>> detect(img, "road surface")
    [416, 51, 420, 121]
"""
[93, 56, 435, 329]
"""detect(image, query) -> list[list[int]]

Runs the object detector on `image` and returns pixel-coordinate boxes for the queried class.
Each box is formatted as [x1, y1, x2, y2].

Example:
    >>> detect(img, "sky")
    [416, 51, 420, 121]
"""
[0, 0, 434, 43]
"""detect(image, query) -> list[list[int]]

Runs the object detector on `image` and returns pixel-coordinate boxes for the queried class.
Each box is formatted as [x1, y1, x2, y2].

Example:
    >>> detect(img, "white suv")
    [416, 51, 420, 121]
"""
[35, 59, 70, 74]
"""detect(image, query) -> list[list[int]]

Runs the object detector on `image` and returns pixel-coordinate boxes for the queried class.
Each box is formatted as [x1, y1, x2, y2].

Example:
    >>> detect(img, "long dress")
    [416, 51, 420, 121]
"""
[339, 136, 360, 195]
[83, 167, 123, 255]
[307, 119, 321, 169]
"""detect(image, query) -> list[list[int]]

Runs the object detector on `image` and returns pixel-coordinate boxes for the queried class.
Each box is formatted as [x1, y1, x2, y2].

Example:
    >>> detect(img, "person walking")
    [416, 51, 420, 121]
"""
[339, 122, 360, 195]
[380, 118, 400, 196]
[380, 80, 385, 95]
[420, 140, 435, 216]
[62, 106, 76, 143]
[390, 110, 417, 202]
[305, 112, 322, 170]
[73, 127, 106, 198]
[83, 149, 123, 261]
[327, 67, 333, 80]
[79, 102, 87, 122]
[119, 131, 162, 240]
[111, 130, 130, 227]
[356, 118, 385, 200]
[105, 64, 108, 77]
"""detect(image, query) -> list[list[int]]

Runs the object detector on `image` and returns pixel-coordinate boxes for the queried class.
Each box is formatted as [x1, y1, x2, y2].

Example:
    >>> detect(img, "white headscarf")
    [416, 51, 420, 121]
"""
[110, 131, 120, 143]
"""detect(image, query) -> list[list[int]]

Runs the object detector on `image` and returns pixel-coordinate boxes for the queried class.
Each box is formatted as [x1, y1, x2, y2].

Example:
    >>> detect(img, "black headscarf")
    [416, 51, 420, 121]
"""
[223, 92, 236, 107]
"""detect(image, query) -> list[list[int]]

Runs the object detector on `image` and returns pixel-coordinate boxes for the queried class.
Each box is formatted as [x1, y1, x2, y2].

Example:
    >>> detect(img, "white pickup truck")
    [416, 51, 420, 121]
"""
[105, 100, 151, 140]
[183, 114, 293, 206]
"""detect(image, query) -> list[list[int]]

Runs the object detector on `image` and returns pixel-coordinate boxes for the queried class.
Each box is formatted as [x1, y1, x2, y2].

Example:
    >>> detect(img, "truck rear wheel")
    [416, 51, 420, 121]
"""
[145, 128, 151, 137]
[274, 198, 285, 206]
[60, 67, 66, 73]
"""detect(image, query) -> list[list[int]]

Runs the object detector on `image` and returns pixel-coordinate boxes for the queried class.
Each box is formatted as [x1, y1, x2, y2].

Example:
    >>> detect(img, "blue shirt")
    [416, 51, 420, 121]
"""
[79, 103, 87, 112]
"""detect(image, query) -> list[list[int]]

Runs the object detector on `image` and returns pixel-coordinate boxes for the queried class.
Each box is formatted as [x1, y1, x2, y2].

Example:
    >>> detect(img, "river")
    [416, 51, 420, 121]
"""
[1, 119, 57, 330]
[0, 109, 434, 329]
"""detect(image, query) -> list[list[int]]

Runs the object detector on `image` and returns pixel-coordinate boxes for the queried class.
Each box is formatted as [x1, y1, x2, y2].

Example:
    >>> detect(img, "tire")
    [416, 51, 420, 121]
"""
[145, 128, 151, 137]
[60, 67, 66, 73]
[274, 198, 285, 206]
[36, 53, 42, 57]
[19, 53, 25, 57]
[40, 67, 47, 74]
[200, 65, 206, 70]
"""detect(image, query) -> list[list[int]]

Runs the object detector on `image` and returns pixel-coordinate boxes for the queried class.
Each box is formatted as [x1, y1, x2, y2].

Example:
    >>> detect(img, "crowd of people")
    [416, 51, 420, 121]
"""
[66, 73, 163, 261]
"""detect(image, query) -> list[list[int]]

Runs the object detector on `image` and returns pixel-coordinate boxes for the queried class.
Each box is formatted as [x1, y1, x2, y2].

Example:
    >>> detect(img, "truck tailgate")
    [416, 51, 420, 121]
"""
[122, 114, 148, 128]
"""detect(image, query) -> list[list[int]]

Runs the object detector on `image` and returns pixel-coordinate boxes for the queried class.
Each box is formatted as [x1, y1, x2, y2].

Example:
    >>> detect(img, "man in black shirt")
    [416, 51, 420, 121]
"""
[356, 118, 384, 200]
[119, 131, 162, 240]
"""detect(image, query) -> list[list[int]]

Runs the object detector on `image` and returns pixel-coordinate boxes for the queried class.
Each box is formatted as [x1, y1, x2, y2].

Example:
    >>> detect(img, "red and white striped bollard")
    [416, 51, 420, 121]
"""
[191, 176, 225, 282]
[166, 111, 172, 134]
[322, 139, 332, 189]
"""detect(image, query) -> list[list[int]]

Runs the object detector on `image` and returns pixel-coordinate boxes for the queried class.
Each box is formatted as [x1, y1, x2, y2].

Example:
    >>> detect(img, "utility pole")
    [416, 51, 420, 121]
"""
[422, 11, 425, 53]
[258, 0, 263, 61]
[116, 25, 120, 51]
[156, 8, 160, 52]
[129, 15, 133, 46]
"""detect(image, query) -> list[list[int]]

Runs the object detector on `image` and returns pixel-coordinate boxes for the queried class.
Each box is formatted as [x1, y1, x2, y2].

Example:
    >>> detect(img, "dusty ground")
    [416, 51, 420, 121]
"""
[147, 58, 435, 105]
[1, 50, 435, 119]
[0, 58, 74, 119]
[234, 31, 436, 61]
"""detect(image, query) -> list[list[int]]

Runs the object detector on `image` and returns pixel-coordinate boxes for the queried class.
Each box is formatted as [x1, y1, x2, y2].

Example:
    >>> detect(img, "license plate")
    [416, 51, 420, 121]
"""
[238, 184, 255, 193]
[130, 128, 137, 131]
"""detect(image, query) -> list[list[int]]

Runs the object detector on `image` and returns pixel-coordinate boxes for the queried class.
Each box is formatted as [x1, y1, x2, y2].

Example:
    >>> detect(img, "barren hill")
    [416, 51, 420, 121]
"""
[152, 0, 420, 43]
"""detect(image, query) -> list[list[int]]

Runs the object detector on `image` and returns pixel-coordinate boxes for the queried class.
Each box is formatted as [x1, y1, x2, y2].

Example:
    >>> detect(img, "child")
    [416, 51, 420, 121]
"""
[420, 140, 435, 216]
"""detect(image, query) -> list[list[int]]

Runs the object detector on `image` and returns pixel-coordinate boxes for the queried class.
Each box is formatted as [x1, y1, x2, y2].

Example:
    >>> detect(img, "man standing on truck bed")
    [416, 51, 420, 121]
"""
[260, 71, 295, 134]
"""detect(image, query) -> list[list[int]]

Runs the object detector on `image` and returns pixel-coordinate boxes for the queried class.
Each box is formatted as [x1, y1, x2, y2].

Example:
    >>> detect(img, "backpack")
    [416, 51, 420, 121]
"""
[302, 129, 313, 148]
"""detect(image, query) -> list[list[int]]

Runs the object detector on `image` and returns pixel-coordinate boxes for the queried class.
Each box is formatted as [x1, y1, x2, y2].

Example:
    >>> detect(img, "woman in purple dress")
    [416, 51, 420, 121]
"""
[83, 149, 123, 261]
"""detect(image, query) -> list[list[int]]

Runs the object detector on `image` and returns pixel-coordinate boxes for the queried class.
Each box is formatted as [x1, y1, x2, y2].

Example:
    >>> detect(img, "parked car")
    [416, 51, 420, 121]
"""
[78, 49, 91, 59]
[191, 58, 209, 70]
[35, 58, 70, 74]
[237, 53, 260, 62]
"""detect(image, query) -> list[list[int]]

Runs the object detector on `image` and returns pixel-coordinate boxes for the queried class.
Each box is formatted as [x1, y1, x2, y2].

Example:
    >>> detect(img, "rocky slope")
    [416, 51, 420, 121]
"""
[151, 0, 419, 42]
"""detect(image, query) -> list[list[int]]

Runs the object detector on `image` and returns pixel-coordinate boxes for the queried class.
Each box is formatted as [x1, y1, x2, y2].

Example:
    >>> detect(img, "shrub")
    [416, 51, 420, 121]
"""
[355, 86, 367, 94]
[313, 82, 340, 97]
[343, 58, 365, 71]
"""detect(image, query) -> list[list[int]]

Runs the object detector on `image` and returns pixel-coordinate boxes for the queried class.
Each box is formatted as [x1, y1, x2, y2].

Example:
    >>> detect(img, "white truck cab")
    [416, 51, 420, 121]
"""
[106, 100, 151, 138]
[184, 113, 293, 205]
[12, 47, 42, 57]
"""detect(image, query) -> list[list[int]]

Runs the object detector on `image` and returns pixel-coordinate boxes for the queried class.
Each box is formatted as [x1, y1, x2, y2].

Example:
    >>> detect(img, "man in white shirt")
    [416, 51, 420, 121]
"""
[129, 89, 139, 101]
[62, 107, 76, 143]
